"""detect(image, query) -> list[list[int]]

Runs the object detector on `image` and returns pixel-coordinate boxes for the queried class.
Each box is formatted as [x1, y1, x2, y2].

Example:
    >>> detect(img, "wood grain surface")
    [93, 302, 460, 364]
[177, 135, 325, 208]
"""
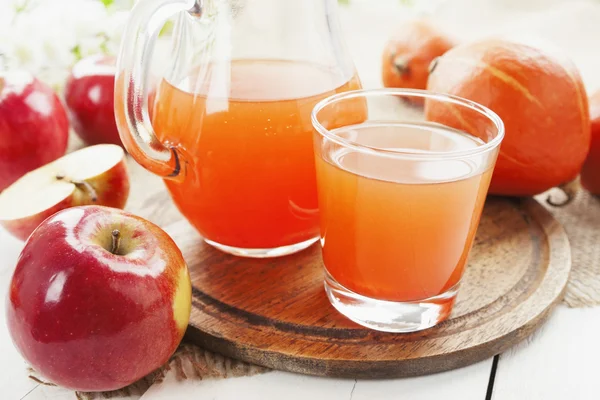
[142, 194, 572, 379]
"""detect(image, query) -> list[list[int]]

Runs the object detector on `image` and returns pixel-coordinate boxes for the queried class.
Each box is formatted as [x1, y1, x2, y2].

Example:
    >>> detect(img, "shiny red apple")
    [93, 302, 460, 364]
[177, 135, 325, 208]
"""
[0, 71, 69, 191]
[6, 205, 192, 392]
[65, 55, 121, 146]
[0, 144, 130, 241]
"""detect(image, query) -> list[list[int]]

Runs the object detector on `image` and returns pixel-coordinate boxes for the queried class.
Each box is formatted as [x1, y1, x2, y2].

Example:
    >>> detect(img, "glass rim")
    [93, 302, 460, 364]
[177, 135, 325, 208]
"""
[311, 88, 505, 160]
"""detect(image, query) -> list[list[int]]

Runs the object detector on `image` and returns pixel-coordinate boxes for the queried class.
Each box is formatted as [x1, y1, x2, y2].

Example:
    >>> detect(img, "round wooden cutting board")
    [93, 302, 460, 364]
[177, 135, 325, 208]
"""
[162, 196, 570, 378]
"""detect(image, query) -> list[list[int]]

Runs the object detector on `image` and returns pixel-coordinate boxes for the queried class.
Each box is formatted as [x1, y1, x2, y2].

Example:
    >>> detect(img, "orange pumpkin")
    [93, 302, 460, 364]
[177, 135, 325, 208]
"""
[426, 39, 590, 196]
[382, 19, 454, 92]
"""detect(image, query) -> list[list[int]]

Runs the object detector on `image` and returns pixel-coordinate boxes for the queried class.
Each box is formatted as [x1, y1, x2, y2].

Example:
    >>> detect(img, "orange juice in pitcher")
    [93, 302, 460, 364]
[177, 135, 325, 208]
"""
[151, 60, 361, 251]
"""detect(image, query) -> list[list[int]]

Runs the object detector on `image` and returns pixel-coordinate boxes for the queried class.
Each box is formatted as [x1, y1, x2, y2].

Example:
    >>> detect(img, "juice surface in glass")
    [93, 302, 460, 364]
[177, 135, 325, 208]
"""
[151, 59, 362, 249]
[316, 122, 493, 302]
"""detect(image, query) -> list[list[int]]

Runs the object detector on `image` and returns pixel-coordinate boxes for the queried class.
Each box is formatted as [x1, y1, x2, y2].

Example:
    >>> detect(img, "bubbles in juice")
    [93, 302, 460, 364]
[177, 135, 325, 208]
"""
[151, 59, 362, 249]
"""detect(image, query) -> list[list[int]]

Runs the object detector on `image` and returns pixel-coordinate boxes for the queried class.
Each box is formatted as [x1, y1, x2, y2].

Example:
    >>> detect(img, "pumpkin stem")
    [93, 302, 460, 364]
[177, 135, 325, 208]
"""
[429, 57, 440, 75]
[393, 55, 410, 75]
[546, 178, 580, 207]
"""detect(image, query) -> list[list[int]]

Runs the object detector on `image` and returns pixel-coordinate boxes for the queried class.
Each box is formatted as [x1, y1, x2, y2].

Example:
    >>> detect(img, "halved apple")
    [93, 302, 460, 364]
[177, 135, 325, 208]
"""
[0, 144, 130, 241]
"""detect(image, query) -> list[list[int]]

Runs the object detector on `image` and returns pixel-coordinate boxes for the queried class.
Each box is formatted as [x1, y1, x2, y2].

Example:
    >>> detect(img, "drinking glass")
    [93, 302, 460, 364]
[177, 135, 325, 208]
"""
[312, 89, 504, 332]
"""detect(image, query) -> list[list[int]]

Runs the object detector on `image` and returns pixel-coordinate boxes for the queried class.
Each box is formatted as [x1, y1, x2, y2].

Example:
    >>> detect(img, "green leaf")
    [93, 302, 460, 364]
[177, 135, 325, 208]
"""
[159, 20, 175, 37]
[338, 0, 350, 5]
[99, 0, 115, 8]
[97, 32, 111, 55]
[71, 44, 83, 62]
[13, 0, 35, 15]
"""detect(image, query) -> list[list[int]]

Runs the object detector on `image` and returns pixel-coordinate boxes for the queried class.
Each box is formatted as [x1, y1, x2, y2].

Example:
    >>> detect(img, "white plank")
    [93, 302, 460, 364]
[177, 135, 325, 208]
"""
[350, 361, 492, 400]
[491, 305, 600, 400]
[141, 360, 493, 400]
[142, 371, 354, 400]
[22, 384, 136, 400]
[21, 385, 79, 400]
[0, 229, 40, 400]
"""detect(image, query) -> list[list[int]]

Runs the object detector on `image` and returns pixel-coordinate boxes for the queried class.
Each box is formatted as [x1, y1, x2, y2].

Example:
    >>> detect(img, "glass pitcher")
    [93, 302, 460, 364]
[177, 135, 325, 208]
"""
[115, 0, 362, 257]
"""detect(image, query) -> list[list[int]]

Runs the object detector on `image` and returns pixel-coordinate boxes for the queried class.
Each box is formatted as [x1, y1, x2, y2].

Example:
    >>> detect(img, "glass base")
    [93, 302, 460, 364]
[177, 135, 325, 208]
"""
[324, 271, 459, 333]
[205, 237, 319, 258]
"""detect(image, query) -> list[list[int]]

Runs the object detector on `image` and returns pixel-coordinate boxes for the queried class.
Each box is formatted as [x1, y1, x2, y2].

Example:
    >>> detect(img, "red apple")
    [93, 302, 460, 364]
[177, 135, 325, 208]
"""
[6, 205, 192, 392]
[65, 55, 121, 146]
[0, 71, 69, 191]
[0, 144, 130, 241]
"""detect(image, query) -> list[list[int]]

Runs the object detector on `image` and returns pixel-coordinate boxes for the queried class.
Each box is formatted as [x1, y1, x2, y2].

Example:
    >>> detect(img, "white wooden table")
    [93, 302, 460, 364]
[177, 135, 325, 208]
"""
[2, 0, 600, 398]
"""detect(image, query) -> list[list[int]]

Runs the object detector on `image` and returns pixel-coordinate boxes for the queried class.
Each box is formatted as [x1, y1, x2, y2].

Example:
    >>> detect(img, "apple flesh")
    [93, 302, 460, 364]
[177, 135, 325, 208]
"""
[0, 144, 129, 241]
[6, 205, 192, 392]
[65, 55, 121, 146]
[0, 71, 69, 191]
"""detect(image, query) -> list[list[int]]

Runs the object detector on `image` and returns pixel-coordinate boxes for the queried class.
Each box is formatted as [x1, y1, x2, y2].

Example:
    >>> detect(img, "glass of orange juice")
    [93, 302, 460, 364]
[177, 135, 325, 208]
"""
[312, 89, 504, 332]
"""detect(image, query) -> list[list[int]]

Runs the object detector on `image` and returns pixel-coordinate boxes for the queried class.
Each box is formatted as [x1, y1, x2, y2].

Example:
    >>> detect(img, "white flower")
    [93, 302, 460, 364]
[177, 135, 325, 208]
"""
[0, 0, 131, 89]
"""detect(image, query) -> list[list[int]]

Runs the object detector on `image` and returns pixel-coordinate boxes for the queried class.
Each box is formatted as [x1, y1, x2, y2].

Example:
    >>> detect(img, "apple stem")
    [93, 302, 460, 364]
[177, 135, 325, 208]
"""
[111, 230, 121, 255]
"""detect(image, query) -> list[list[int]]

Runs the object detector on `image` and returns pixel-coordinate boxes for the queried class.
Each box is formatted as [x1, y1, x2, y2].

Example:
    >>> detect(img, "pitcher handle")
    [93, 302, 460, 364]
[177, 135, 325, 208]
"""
[115, 0, 202, 181]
